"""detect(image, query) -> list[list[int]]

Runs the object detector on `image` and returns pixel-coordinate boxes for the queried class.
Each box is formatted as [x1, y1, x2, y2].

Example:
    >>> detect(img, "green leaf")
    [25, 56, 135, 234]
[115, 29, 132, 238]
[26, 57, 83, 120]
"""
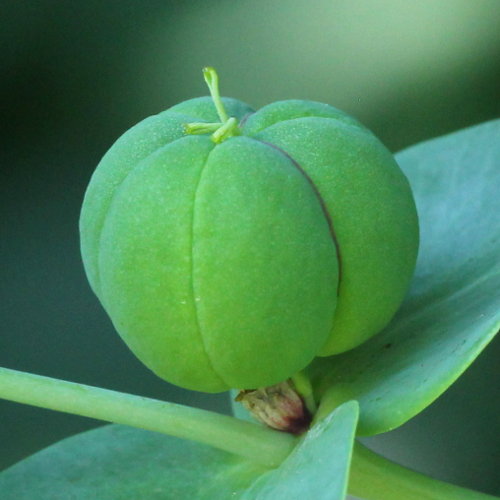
[0, 425, 265, 500]
[0, 402, 358, 499]
[242, 400, 359, 500]
[308, 119, 500, 435]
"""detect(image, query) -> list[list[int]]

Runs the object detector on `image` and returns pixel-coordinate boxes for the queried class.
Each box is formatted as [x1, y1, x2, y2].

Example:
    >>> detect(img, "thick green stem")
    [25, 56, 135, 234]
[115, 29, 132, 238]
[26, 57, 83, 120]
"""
[349, 441, 498, 500]
[0, 367, 296, 468]
[2, 366, 496, 498]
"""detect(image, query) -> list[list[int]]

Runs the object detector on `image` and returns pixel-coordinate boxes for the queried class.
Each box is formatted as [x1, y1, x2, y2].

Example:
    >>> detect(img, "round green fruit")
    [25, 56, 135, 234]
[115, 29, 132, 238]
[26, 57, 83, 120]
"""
[80, 68, 419, 393]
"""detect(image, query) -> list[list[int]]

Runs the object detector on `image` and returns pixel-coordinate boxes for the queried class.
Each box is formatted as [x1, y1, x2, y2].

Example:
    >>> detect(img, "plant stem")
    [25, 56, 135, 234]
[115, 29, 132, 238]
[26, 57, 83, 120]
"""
[3, 367, 496, 498]
[291, 371, 317, 414]
[312, 383, 344, 425]
[349, 441, 499, 500]
[0, 367, 296, 468]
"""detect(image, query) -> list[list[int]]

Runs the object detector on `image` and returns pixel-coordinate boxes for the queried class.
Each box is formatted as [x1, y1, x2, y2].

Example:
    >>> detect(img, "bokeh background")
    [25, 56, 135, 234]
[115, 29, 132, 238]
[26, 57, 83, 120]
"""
[1, 0, 499, 496]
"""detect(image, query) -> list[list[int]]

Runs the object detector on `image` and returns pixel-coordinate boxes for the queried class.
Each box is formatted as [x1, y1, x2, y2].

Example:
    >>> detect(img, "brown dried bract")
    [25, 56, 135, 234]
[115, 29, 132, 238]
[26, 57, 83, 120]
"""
[236, 380, 311, 435]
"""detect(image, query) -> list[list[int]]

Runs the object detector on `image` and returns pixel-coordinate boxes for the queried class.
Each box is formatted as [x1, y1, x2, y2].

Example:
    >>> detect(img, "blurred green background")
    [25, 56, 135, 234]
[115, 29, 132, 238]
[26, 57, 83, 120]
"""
[1, 0, 499, 496]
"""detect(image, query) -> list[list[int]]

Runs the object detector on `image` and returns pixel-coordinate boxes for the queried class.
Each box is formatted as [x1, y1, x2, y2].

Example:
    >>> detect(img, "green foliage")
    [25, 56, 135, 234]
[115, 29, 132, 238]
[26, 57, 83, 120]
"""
[0, 402, 359, 500]
[0, 116, 498, 500]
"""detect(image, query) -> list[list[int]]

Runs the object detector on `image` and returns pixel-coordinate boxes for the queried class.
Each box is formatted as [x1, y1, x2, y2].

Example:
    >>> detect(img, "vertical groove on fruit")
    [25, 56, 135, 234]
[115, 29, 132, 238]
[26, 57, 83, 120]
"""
[190, 146, 229, 389]
[255, 139, 343, 292]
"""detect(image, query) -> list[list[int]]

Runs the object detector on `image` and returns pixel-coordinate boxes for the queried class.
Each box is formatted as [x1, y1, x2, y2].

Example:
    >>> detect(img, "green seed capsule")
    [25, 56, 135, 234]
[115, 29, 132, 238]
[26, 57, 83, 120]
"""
[80, 68, 418, 393]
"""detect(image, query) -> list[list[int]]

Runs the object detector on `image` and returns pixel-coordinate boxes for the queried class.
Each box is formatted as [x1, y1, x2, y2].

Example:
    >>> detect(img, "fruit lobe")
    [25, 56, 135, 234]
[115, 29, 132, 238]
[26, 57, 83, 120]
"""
[243, 101, 419, 354]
